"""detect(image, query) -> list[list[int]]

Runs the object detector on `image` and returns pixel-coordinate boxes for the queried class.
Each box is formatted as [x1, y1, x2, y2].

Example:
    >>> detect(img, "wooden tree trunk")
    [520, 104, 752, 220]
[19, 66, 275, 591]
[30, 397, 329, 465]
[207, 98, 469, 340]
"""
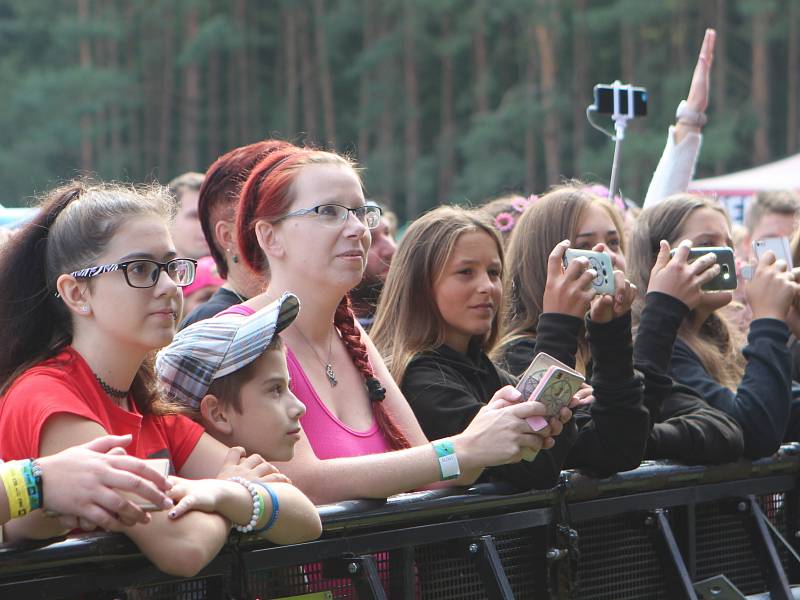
[314, 0, 336, 146]
[298, 9, 319, 143]
[534, 0, 560, 186]
[438, 12, 455, 201]
[376, 11, 395, 208]
[357, 0, 374, 158]
[752, 5, 770, 164]
[571, 0, 588, 176]
[620, 20, 634, 84]
[125, 1, 142, 177]
[207, 48, 221, 162]
[473, 0, 490, 114]
[78, 0, 93, 173]
[235, 0, 250, 142]
[714, 0, 728, 174]
[403, 0, 420, 217]
[158, 7, 175, 177]
[285, 6, 299, 139]
[107, 14, 122, 174]
[788, 0, 798, 154]
[180, 5, 200, 171]
[524, 22, 538, 194]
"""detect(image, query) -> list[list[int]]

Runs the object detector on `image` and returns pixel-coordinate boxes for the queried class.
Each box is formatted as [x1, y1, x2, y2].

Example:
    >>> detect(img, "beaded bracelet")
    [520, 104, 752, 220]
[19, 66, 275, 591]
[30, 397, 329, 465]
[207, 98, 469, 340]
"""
[227, 477, 264, 533]
[252, 482, 280, 533]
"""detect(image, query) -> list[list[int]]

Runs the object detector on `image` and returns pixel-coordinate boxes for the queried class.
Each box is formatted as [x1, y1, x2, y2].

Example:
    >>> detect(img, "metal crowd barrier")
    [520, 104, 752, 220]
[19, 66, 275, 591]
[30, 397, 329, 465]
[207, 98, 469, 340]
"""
[1, 445, 800, 599]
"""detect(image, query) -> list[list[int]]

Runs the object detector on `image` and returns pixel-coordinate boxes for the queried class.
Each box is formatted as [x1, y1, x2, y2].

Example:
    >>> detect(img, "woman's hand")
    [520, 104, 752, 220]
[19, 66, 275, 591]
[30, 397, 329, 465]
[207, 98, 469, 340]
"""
[685, 28, 715, 115]
[456, 386, 566, 468]
[38, 434, 174, 532]
[542, 240, 596, 319]
[647, 240, 722, 310]
[216, 447, 288, 483]
[166, 477, 235, 520]
[569, 384, 595, 410]
[589, 269, 636, 323]
[746, 252, 800, 321]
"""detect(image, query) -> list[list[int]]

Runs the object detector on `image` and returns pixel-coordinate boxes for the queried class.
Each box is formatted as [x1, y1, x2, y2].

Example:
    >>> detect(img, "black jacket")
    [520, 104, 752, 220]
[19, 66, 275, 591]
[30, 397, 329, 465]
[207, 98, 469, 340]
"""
[179, 287, 241, 330]
[663, 292, 797, 458]
[401, 340, 576, 491]
[502, 312, 649, 476]
[634, 293, 744, 463]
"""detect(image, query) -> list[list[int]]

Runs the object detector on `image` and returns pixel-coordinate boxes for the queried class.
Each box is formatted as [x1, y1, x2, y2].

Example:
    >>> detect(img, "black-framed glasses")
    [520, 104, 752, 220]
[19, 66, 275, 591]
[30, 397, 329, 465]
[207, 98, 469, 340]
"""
[277, 203, 382, 229]
[70, 258, 197, 289]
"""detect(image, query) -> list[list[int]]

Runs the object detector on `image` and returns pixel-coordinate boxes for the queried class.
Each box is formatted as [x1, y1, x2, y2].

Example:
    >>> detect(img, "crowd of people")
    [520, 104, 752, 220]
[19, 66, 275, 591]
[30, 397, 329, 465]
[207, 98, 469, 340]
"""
[0, 27, 798, 580]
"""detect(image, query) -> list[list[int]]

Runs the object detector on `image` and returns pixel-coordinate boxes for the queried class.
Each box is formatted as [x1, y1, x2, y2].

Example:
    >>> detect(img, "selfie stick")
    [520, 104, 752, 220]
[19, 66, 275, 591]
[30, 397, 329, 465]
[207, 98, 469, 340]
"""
[607, 81, 634, 203]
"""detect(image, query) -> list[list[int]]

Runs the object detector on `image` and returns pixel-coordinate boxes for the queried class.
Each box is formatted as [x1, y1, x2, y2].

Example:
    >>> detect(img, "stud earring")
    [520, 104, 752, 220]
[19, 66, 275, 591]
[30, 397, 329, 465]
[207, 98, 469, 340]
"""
[81, 306, 89, 313]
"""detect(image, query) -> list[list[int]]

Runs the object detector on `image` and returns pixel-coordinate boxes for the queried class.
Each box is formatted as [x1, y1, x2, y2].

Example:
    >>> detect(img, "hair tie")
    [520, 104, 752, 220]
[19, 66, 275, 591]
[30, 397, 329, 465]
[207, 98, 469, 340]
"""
[366, 377, 386, 402]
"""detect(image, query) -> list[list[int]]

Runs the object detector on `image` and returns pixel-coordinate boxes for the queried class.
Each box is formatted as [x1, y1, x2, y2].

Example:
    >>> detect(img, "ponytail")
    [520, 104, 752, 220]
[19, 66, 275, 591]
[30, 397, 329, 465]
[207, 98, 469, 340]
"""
[0, 187, 81, 392]
[334, 296, 411, 450]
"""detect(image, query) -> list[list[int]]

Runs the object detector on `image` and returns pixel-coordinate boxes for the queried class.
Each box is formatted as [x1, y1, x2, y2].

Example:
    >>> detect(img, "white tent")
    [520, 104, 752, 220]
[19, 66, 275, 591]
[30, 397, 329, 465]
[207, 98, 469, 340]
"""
[690, 153, 800, 223]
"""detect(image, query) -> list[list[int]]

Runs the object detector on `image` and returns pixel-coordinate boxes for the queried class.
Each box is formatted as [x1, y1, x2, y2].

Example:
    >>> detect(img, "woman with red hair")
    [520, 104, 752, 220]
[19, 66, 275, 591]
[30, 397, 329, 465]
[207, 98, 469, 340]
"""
[215, 142, 568, 504]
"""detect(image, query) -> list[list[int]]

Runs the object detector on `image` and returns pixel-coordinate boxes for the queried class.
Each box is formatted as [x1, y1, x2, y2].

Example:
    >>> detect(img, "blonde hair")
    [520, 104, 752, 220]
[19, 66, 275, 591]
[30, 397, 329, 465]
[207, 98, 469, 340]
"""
[371, 205, 504, 385]
[494, 184, 625, 371]
[627, 193, 745, 390]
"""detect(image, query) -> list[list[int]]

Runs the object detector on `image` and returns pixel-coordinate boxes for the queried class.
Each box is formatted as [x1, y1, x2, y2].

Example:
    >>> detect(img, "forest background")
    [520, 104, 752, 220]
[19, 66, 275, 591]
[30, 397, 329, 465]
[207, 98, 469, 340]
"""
[0, 0, 795, 220]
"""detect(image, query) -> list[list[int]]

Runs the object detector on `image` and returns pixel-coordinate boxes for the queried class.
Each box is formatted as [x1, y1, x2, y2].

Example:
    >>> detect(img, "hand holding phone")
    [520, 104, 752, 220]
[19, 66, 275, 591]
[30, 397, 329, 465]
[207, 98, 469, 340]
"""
[668, 245, 736, 291]
[516, 353, 584, 433]
[563, 248, 616, 295]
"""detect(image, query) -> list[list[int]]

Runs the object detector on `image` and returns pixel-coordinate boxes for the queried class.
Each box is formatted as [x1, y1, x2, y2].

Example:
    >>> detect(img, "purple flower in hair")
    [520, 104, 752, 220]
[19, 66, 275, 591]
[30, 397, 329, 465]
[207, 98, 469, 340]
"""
[495, 212, 515, 233]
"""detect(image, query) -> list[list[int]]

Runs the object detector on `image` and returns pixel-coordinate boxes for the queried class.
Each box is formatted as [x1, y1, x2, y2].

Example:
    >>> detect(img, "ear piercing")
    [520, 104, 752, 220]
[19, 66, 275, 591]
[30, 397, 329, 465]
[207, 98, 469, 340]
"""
[228, 248, 239, 264]
[81, 306, 89, 313]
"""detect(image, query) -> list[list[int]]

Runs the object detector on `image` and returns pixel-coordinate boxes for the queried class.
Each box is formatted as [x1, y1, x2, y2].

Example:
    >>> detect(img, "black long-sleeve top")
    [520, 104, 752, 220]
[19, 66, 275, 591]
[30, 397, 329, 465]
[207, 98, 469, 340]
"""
[634, 293, 744, 463]
[666, 296, 798, 458]
[401, 340, 576, 492]
[502, 312, 650, 476]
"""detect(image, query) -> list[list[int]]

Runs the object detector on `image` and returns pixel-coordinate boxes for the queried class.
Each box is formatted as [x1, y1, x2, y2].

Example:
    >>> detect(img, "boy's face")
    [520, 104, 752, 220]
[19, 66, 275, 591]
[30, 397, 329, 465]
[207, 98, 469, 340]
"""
[227, 348, 306, 461]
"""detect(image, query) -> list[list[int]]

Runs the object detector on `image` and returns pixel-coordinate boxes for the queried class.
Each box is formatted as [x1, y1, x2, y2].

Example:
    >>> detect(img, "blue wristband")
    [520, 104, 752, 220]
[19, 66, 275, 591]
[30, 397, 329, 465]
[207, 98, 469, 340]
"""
[252, 482, 279, 533]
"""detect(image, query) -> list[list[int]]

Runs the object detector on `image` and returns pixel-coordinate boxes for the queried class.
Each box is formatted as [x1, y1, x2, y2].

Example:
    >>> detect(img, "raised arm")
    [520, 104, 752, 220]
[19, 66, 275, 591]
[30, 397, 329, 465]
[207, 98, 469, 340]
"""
[643, 28, 714, 209]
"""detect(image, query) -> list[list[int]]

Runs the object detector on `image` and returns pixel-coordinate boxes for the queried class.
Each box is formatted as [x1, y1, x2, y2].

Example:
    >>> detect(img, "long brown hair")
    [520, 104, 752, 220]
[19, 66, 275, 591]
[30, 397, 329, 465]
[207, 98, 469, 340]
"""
[0, 181, 176, 414]
[236, 141, 411, 450]
[627, 193, 745, 390]
[371, 206, 504, 385]
[495, 184, 625, 370]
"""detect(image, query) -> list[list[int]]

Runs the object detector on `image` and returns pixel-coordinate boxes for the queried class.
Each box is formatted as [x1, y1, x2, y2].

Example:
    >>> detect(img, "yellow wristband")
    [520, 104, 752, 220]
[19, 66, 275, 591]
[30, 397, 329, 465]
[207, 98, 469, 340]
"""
[1, 462, 32, 518]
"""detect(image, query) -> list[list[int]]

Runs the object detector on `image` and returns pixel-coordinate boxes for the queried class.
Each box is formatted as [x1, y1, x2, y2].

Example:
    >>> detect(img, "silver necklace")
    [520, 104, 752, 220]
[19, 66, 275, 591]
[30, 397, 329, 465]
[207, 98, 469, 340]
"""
[295, 325, 338, 387]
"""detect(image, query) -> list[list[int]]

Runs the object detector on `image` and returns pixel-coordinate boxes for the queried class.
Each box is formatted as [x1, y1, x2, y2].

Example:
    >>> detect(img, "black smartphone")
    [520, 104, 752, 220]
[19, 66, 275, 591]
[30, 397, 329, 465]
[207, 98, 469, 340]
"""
[669, 246, 737, 291]
[593, 84, 648, 117]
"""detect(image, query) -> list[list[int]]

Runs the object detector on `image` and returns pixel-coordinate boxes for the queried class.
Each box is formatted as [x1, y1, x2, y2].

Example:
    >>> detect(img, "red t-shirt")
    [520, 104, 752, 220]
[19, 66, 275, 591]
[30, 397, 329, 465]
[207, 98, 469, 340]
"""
[0, 347, 203, 472]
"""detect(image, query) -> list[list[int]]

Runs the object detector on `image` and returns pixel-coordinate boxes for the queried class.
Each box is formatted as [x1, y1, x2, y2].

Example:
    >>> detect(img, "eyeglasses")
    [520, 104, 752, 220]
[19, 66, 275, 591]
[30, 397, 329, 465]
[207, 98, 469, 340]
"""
[70, 258, 197, 289]
[278, 204, 382, 229]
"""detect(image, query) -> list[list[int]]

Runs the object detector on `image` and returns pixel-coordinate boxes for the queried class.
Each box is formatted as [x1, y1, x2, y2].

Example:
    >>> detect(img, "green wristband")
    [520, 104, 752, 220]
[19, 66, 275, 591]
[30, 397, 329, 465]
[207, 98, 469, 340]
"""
[431, 440, 460, 480]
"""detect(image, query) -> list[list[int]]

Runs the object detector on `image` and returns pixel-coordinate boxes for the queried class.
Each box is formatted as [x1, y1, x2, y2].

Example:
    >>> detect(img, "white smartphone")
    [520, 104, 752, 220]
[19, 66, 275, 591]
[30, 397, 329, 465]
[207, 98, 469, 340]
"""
[753, 237, 793, 268]
[562, 249, 615, 295]
[117, 458, 171, 511]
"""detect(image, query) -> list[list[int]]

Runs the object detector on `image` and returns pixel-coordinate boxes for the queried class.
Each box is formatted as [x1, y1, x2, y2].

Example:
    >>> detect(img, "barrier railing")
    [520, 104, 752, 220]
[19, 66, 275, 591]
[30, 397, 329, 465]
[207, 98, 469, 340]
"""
[1, 444, 799, 599]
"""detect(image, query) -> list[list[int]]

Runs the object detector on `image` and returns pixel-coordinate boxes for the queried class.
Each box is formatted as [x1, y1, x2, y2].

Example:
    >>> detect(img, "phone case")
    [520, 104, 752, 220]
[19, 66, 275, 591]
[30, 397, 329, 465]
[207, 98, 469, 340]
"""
[516, 352, 583, 402]
[753, 237, 793, 269]
[670, 246, 737, 291]
[525, 366, 584, 432]
[563, 249, 615, 295]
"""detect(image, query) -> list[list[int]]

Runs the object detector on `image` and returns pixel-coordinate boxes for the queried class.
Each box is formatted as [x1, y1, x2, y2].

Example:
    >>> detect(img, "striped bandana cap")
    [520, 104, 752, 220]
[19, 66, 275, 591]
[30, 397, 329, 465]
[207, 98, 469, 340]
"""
[155, 292, 300, 410]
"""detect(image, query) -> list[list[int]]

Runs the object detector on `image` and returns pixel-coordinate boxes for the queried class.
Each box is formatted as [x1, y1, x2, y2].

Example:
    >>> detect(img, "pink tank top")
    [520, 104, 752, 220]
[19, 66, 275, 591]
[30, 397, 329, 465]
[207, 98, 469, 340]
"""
[215, 303, 391, 458]
[286, 347, 391, 459]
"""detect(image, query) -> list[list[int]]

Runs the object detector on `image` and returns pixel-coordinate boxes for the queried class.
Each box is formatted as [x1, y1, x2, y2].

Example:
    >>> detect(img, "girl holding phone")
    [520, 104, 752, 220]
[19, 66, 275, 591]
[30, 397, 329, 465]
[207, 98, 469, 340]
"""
[498, 186, 743, 468]
[0, 182, 320, 575]
[629, 194, 800, 458]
